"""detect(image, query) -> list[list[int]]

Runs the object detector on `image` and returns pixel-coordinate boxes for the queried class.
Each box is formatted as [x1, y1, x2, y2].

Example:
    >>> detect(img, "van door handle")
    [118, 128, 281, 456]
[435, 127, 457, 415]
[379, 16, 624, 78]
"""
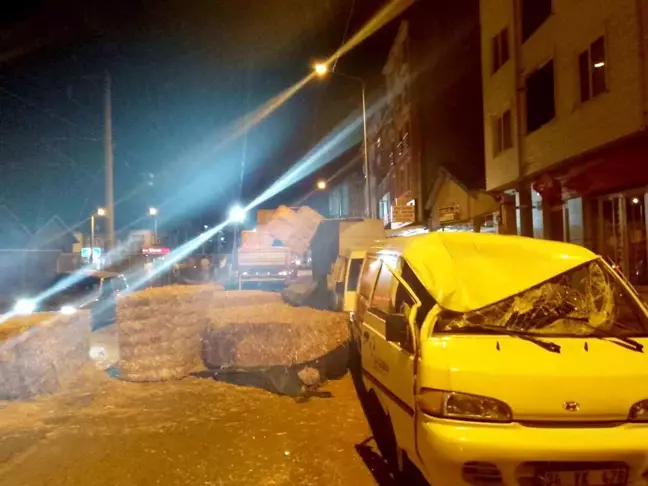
[362, 331, 369, 340]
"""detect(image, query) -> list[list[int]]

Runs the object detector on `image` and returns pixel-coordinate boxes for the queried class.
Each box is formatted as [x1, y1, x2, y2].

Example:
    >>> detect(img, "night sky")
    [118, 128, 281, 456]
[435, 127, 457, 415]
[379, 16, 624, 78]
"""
[0, 0, 401, 234]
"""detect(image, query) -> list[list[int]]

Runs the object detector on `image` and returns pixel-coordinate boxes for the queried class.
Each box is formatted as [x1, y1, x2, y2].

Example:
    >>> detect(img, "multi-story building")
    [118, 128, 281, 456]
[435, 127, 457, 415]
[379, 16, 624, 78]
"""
[380, 21, 419, 228]
[481, 0, 648, 284]
[368, 101, 393, 226]
[328, 166, 365, 219]
[371, 1, 494, 230]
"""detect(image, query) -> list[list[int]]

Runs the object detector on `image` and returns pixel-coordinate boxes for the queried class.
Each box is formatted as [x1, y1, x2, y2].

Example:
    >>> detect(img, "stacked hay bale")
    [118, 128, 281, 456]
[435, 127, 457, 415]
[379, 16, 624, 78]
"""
[202, 302, 350, 386]
[0, 312, 90, 400]
[117, 286, 281, 382]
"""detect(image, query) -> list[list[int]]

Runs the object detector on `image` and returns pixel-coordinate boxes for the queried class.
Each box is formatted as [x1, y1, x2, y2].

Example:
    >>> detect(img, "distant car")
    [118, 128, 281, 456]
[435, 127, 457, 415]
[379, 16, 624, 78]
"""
[12, 270, 128, 330]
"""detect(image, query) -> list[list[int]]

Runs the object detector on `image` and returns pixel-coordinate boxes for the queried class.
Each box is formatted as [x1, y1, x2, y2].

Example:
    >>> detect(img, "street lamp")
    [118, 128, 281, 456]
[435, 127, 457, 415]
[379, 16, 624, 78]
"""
[312, 63, 371, 218]
[229, 205, 246, 223]
[314, 63, 328, 76]
[149, 207, 159, 241]
[316, 180, 327, 190]
[90, 208, 105, 264]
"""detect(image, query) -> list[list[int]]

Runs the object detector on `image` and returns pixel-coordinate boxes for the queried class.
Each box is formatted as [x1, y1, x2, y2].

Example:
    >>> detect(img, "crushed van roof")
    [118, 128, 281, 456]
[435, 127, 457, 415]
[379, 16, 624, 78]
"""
[372, 232, 598, 313]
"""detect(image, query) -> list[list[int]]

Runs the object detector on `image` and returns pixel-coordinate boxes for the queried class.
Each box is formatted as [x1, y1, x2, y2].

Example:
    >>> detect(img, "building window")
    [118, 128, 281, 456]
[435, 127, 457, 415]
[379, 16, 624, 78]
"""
[526, 60, 555, 133]
[521, 0, 552, 42]
[579, 36, 607, 103]
[402, 163, 409, 194]
[493, 109, 513, 155]
[492, 28, 510, 73]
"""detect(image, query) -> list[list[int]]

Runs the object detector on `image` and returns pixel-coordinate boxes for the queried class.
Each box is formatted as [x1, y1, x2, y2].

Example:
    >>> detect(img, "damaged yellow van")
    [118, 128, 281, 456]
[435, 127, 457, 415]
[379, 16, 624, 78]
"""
[350, 232, 648, 486]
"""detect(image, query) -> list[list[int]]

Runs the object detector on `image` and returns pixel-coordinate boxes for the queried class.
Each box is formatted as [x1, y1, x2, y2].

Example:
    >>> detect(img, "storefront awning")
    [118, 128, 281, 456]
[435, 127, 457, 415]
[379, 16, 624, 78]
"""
[557, 135, 648, 197]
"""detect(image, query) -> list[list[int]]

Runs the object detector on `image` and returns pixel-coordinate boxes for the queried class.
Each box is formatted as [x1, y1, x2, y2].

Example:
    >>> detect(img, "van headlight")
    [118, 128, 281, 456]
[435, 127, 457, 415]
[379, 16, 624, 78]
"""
[629, 400, 648, 421]
[14, 298, 36, 315]
[418, 389, 512, 423]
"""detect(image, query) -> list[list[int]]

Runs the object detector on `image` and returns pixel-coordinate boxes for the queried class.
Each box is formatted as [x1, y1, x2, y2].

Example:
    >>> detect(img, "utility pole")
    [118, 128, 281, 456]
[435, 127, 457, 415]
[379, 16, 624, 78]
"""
[104, 71, 115, 250]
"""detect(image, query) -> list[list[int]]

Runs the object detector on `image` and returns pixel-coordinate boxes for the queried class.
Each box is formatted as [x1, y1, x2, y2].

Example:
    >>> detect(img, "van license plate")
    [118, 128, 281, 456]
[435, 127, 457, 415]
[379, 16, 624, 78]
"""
[541, 468, 628, 486]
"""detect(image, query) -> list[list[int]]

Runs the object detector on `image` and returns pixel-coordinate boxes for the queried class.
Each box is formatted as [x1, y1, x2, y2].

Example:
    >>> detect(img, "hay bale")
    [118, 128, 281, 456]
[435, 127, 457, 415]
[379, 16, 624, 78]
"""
[202, 303, 349, 373]
[116, 288, 282, 382]
[0, 312, 91, 400]
[117, 287, 280, 314]
[118, 312, 209, 382]
[117, 285, 224, 311]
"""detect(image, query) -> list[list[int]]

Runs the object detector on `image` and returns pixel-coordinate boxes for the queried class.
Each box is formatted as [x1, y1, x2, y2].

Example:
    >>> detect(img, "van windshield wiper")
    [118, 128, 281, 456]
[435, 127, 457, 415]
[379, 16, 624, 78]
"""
[558, 316, 644, 353]
[457, 324, 561, 353]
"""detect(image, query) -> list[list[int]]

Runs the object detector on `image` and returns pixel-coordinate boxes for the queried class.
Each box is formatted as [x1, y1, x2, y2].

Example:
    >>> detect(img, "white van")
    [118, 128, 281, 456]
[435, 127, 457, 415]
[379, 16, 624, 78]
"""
[351, 232, 648, 486]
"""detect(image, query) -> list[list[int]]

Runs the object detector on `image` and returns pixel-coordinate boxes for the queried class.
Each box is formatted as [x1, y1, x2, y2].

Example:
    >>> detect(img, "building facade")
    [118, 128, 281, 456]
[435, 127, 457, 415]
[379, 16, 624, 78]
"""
[328, 167, 365, 219]
[370, 1, 491, 230]
[381, 21, 420, 228]
[481, 0, 648, 284]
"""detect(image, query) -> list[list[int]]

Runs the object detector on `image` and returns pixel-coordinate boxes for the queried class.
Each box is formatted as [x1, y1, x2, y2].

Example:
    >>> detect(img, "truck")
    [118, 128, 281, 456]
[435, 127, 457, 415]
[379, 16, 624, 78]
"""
[237, 246, 294, 289]
[260, 206, 386, 308]
[310, 218, 386, 310]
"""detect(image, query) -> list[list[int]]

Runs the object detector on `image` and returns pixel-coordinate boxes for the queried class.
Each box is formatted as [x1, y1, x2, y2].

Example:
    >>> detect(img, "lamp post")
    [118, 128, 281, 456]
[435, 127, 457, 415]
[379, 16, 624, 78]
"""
[314, 63, 371, 218]
[90, 208, 106, 264]
[149, 207, 159, 242]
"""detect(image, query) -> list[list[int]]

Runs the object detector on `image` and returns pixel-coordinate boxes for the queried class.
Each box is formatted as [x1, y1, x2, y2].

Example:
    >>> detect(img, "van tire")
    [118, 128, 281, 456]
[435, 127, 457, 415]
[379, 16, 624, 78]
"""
[348, 337, 361, 375]
[397, 449, 428, 485]
[365, 391, 398, 470]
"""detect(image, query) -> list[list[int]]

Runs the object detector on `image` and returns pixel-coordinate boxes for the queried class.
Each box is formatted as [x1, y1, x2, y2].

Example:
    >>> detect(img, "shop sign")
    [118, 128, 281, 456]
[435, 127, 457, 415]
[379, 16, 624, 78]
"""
[81, 247, 102, 260]
[142, 247, 171, 255]
[439, 205, 461, 223]
[392, 205, 415, 224]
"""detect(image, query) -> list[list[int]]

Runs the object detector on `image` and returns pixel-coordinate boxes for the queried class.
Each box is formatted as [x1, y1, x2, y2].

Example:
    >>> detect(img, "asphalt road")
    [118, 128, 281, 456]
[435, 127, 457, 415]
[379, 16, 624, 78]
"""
[0, 367, 397, 486]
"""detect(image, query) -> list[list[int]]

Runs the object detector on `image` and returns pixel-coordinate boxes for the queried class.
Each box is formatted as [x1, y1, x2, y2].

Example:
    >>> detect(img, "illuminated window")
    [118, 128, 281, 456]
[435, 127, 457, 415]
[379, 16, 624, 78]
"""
[579, 36, 607, 103]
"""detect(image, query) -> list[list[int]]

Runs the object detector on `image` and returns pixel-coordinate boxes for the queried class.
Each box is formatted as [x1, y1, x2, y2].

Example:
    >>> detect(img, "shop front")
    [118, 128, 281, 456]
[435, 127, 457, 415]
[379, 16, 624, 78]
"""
[594, 191, 648, 285]
[425, 167, 498, 234]
[527, 134, 648, 287]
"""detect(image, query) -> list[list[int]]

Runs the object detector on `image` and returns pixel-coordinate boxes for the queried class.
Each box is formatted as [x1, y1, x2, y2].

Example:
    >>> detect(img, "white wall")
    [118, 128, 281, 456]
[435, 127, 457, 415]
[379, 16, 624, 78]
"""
[481, 0, 646, 189]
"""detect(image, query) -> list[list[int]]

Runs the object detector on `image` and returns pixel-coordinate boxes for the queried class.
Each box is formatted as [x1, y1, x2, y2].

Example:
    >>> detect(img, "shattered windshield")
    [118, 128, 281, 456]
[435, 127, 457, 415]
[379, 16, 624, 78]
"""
[435, 260, 648, 337]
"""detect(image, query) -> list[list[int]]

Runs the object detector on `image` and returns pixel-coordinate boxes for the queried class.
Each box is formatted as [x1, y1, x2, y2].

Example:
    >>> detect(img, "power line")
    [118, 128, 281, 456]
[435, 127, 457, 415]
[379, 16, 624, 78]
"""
[0, 84, 87, 132]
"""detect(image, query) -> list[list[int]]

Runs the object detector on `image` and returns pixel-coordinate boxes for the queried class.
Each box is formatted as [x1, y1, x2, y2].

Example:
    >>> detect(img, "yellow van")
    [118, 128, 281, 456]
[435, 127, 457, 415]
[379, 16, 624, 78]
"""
[351, 232, 648, 486]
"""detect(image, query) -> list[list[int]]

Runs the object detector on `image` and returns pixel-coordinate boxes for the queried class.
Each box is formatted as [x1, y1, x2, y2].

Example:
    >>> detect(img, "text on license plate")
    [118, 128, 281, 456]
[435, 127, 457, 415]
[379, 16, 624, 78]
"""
[542, 468, 628, 486]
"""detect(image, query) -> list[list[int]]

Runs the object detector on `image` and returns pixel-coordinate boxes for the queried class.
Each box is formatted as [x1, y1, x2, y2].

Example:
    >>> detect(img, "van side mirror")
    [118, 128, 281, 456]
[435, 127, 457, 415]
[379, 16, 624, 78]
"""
[336, 281, 345, 294]
[385, 314, 408, 344]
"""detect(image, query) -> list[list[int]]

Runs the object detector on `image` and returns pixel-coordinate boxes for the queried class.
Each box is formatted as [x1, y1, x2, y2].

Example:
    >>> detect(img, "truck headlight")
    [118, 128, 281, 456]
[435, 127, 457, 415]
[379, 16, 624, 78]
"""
[60, 305, 77, 315]
[418, 389, 512, 423]
[629, 400, 648, 421]
[14, 298, 36, 315]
